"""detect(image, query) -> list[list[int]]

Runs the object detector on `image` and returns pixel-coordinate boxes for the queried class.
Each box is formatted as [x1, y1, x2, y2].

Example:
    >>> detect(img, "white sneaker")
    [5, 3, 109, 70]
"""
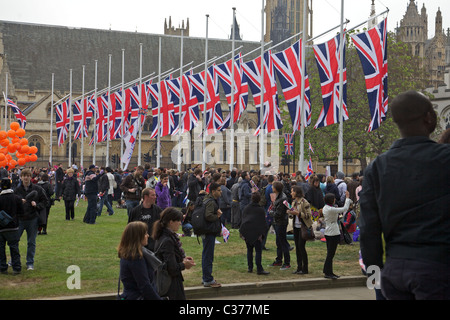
[27, 265, 34, 271]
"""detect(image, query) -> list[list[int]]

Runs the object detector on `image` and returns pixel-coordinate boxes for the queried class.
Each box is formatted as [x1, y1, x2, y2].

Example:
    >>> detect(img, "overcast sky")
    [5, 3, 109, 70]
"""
[0, 0, 449, 43]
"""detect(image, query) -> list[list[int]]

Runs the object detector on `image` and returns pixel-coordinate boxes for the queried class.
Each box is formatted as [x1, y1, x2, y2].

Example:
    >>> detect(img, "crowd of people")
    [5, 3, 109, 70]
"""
[1, 90, 449, 301]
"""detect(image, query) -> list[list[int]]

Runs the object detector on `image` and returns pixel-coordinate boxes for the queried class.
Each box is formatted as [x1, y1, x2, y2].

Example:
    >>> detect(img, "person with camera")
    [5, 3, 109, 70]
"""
[120, 166, 146, 217]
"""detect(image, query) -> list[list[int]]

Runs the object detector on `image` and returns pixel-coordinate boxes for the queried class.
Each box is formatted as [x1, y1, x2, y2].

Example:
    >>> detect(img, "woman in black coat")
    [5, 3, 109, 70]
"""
[60, 168, 81, 220]
[152, 207, 196, 300]
[239, 192, 269, 275]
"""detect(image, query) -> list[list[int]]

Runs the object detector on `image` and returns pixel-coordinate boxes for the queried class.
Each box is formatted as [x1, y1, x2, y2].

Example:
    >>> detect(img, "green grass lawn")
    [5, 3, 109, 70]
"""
[0, 199, 363, 300]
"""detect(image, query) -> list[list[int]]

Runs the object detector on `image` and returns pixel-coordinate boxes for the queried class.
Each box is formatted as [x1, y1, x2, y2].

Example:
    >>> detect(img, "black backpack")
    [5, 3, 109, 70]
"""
[191, 197, 220, 236]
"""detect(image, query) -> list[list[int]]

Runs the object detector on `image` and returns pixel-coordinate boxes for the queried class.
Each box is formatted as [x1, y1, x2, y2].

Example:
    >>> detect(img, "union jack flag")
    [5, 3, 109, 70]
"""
[55, 98, 70, 146]
[351, 18, 388, 132]
[243, 51, 282, 136]
[167, 74, 199, 134]
[4, 96, 26, 129]
[284, 133, 294, 155]
[305, 157, 314, 181]
[189, 66, 225, 136]
[272, 39, 311, 133]
[149, 80, 177, 138]
[313, 33, 349, 129]
[109, 90, 125, 140]
[89, 93, 109, 145]
[215, 53, 248, 129]
[73, 97, 92, 140]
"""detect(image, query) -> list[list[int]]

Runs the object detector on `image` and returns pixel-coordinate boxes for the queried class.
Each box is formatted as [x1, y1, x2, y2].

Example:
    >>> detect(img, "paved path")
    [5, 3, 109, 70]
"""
[201, 286, 376, 300]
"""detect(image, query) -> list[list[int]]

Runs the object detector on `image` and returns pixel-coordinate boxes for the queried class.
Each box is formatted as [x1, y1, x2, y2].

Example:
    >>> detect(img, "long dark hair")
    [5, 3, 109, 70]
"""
[151, 207, 183, 240]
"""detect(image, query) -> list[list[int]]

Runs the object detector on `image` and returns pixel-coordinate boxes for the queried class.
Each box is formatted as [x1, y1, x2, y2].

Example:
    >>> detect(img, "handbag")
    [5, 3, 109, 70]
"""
[300, 219, 315, 241]
[339, 221, 353, 244]
[0, 210, 13, 227]
[145, 240, 172, 297]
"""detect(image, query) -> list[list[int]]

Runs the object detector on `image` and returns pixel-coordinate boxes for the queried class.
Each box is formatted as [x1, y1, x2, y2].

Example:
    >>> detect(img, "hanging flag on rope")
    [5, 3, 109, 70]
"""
[351, 18, 388, 132]
[305, 157, 314, 181]
[167, 74, 199, 134]
[3, 95, 27, 129]
[272, 39, 311, 132]
[55, 98, 70, 146]
[215, 53, 248, 129]
[109, 90, 125, 140]
[284, 133, 294, 155]
[149, 80, 177, 138]
[243, 51, 282, 136]
[313, 33, 349, 129]
[73, 97, 91, 140]
[189, 66, 225, 136]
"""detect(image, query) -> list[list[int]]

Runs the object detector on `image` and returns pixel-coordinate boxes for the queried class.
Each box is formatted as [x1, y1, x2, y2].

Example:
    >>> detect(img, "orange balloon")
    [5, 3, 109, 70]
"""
[12, 137, 20, 144]
[5, 154, 12, 160]
[16, 152, 24, 158]
[0, 161, 6, 168]
[7, 144, 16, 153]
[17, 158, 26, 166]
[29, 154, 38, 162]
[0, 148, 7, 154]
[16, 128, 26, 138]
[7, 130, 16, 138]
[20, 145, 30, 154]
[20, 138, 28, 146]
[0, 131, 6, 140]
[10, 122, 20, 131]
[9, 159, 17, 167]
[0, 139, 9, 147]
[29, 146, 38, 154]
[0, 154, 5, 161]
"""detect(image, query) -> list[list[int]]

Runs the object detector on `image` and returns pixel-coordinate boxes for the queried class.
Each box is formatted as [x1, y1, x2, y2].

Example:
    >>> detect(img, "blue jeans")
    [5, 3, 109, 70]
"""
[126, 200, 140, 217]
[201, 233, 216, 284]
[18, 217, 38, 267]
[0, 230, 21, 272]
[97, 191, 114, 216]
[274, 224, 290, 265]
[84, 194, 98, 224]
[246, 239, 263, 272]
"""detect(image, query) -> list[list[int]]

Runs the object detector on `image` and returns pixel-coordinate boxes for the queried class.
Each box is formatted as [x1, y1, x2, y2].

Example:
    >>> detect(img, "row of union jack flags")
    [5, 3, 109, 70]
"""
[55, 18, 388, 148]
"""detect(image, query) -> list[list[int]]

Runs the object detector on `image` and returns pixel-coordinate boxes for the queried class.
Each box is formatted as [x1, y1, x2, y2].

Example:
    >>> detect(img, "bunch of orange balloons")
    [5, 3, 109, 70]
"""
[0, 122, 38, 169]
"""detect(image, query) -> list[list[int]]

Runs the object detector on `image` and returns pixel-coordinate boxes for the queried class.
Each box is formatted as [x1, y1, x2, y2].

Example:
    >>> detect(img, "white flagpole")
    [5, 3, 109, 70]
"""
[69, 69, 73, 168]
[106, 54, 112, 168]
[259, 0, 265, 171]
[229, 7, 236, 171]
[93, 60, 98, 165]
[202, 14, 209, 172]
[138, 43, 143, 166]
[81, 65, 85, 170]
[177, 30, 184, 171]
[298, 0, 308, 173]
[338, 0, 345, 173]
[49, 73, 54, 166]
[157, 37, 162, 168]
[121, 49, 125, 169]
[4, 73, 7, 129]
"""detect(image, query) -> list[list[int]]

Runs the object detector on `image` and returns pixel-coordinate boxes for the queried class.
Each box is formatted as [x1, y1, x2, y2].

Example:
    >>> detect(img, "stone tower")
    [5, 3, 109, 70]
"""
[397, 0, 428, 60]
[164, 16, 189, 36]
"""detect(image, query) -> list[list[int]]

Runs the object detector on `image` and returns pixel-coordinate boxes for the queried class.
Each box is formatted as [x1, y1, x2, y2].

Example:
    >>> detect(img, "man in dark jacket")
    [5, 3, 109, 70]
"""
[201, 182, 222, 288]
[83, 165, 100, 224]
[55, 163, 64, 198]
[360, 91, 450, 300]
[14, 169, 48, 270]
[0, 178, 24, 274]
[238, 171, 252, 212]
[120, 166, 146, 217]
[96, 168, 114, 216]
[128, 188, 162, 251]
[187, 168, 204, 202]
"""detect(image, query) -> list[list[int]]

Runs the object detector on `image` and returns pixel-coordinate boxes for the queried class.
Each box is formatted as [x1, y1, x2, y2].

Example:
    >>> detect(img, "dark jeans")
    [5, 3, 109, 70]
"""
[65, 200, 75, 220]
[83, 194, 98, 224]
[246, 239, 263, 272]
[274, 224, 290, 265]
[381, 257, 450, 300]
[201, 233, 216, 284]
[18, 217, 38, 267]
[323, 234, 340, 275]
[126, 200, 140, 217]
[0, 230, 21, 272]
[293, 226, 308, 272]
